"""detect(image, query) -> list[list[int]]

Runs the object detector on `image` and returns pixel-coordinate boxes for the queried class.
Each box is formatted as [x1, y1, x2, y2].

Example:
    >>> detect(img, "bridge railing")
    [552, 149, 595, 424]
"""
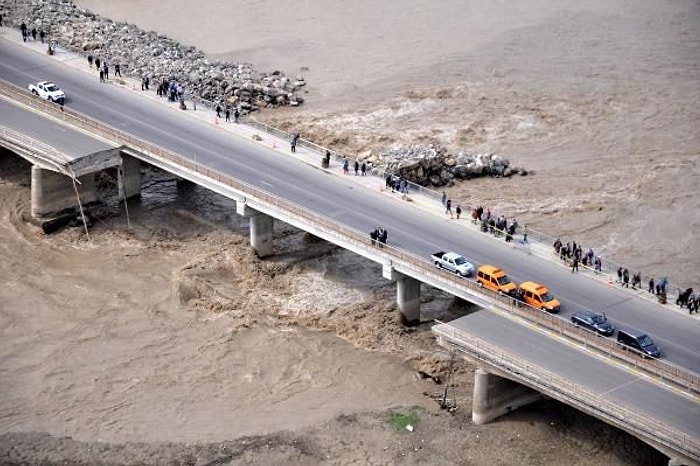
[433, 323, 700, 462]
[1, 80, 697, 394]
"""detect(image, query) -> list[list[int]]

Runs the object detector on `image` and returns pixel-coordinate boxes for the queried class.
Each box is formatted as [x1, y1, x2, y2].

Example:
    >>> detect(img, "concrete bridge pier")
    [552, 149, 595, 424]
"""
[383, 263, 421, 325]
[118, 154, 141, 200]
[472, 367, 543, 425]
[30, 165, 97, 218]
[236, 202, 274, 258]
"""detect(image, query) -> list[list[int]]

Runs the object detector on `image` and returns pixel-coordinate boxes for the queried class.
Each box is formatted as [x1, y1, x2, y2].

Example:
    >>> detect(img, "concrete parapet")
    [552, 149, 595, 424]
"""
[118, 154, 141, 200]
[472, 367, 543, 425]
[30, 166, 96, 218]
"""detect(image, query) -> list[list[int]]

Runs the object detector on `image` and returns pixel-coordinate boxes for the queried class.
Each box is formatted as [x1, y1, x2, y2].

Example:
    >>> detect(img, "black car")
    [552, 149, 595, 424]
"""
[617, 328, 661, 358]
[570, 311, 615, 336]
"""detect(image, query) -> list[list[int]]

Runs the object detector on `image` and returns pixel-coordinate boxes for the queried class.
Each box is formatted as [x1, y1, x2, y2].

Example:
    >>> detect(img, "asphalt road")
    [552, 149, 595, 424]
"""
[445, 312, 700, 438]
[1, 37, 699, 372]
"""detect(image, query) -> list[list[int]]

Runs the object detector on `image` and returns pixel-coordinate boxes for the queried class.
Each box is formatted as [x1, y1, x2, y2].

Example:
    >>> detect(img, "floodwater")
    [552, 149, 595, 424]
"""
[0, 0, 698, 461]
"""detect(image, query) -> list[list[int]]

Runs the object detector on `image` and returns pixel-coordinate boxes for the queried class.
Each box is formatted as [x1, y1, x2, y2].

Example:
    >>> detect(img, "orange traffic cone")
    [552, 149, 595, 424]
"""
[214, 117, 219, 126]
[608, 276, 613, 287]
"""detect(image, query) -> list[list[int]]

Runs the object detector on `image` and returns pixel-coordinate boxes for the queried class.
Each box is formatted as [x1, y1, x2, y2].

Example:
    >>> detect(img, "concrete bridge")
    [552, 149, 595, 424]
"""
[1, 38, 699, 465]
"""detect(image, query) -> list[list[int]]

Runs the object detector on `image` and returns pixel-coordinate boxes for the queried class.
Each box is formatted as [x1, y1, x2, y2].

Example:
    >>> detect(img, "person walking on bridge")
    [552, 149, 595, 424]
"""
[354, 160, 359, 176]
[291, 132, 300, 153]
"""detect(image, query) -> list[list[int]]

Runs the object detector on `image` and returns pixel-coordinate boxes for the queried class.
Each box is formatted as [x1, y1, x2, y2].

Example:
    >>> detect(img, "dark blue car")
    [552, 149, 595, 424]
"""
[571, 311, 615, 336]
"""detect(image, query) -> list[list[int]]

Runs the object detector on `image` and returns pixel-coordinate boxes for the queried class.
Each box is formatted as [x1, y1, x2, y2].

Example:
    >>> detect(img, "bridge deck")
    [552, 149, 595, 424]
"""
[435, 311, 700, 440]
[0, 98, 116, 160]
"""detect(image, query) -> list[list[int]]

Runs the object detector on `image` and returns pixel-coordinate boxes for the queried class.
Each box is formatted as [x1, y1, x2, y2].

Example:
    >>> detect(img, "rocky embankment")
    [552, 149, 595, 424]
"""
[4, 0, 305, 111]
[362, 144, 528, 187]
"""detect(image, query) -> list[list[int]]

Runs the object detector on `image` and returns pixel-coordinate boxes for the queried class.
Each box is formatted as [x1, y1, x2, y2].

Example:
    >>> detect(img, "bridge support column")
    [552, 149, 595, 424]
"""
[250, 213, 274, 257]
[236, 202, 274, 257]
[397, 273, 421, 325]
[472, 368, 542, 425]
[30, 166, 96, 218]
[118, 154, 141, 200]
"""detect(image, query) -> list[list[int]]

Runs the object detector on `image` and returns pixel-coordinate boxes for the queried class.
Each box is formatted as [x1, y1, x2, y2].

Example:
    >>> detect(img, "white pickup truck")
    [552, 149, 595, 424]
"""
[28, 81, 66, 105]
[431, 251, 475, 277]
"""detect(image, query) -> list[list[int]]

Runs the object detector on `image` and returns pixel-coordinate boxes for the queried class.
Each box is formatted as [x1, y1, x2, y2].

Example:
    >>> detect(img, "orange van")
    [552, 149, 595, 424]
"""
[476, 265, 517, 296]
[518, 281, 561, 313]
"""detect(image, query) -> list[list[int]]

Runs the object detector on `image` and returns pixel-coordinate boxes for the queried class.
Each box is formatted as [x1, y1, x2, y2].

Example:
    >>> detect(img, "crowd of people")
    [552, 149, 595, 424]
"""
[19, 21, 46, 44]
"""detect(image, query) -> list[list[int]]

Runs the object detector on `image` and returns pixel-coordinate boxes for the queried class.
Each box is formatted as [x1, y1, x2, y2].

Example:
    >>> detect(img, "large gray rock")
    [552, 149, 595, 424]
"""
[374, 144, 526, 187]
[5, 0, 304, 112]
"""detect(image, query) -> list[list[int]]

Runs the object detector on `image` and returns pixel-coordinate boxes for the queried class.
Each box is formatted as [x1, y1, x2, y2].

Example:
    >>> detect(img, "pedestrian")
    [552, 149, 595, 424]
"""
[506, 224, 515, 243]
[31, 27, 37, 41]
[379, 228, 388, 246]
[354, 160, 359, 175]
[99, 69, 105, 83]
[87, 54, 93, 67]
[343, 158, 349, 174]
[632, 272, 641, 290]
[617, 267, 623, 283]
[446, 199, 452, 216]
[20, 22, 27, 41]
[225, 108, 231, 122]
[622, 268, 630, 288]
[144, 75, 150, 90]
[648, 278, 655, 294]
[523, 225, 528, 243]
[103, 63, 109, 80]
[215, 104, 221, 119]
[0, 13, 3, 27]
[361, 162, 366, 176]
[291, 132, 299, 153]
[39, 29, 45, 44]
[114, 63, 121, 77]
[441, 191, 447, 206]
[571, 256, 579, 273]
[234, 108, 240, 123]
[94, 57, 100, 70]
[370, 228, 378, 246]
[455, 205, 462, 219]
[594, 256, 602, 273]
[141, 76, 147, 91]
